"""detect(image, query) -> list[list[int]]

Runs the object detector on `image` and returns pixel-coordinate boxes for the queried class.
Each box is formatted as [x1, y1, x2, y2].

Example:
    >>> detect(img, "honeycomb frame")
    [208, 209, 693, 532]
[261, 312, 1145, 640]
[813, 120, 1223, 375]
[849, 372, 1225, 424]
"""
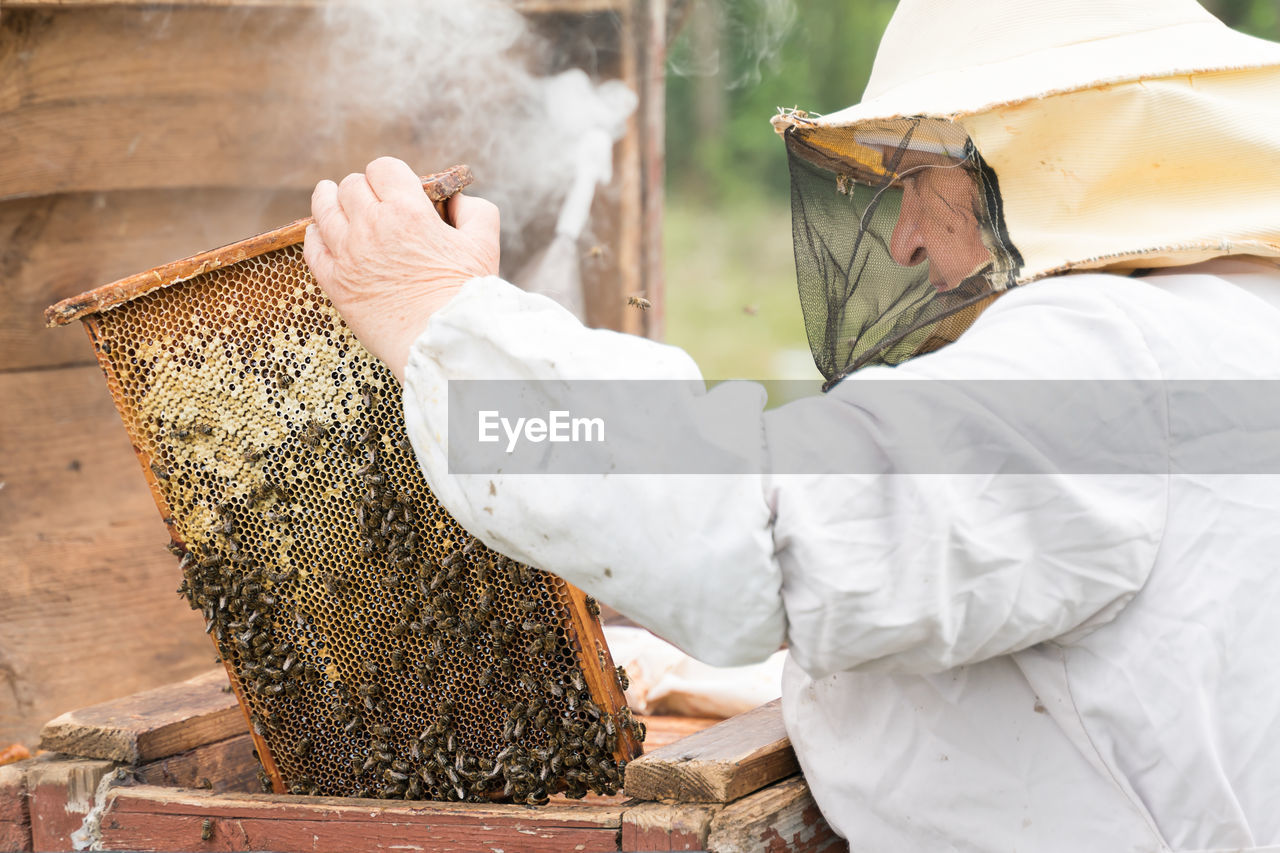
[46, 166, 643, 804]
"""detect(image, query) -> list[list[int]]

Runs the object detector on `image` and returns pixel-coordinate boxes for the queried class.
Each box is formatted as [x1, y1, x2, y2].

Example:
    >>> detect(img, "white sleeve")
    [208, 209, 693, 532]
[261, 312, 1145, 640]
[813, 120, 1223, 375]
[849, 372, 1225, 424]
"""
[403, 275, 1169, 678]
[402, 276, 785, 667]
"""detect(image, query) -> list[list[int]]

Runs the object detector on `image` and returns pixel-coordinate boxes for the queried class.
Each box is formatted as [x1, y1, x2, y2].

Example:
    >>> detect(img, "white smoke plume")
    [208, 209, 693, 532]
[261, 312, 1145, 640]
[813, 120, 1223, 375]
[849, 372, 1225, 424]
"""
[311, 0, 636, 256]
[668, 0, 797, 89]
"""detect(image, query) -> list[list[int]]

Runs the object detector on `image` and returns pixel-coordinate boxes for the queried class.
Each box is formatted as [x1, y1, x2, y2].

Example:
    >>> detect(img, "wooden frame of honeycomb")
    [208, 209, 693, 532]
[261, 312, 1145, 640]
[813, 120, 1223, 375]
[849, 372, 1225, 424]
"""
[45, 166, 643, 804]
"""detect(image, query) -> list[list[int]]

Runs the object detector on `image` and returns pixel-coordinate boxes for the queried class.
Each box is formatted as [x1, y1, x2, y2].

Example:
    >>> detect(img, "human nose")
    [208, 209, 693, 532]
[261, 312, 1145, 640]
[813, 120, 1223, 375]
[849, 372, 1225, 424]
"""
[889, 191, 928, 268]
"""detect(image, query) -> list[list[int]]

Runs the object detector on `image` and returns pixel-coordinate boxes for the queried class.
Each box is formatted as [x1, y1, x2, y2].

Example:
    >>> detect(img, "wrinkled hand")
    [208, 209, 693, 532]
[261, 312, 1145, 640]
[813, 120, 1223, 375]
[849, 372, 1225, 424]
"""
[304, 156, 500, 382]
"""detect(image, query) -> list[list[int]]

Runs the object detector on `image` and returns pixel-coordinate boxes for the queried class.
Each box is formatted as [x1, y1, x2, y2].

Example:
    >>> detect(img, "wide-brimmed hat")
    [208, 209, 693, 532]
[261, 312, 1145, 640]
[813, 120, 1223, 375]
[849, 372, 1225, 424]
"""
[775, 0, 1280, 282]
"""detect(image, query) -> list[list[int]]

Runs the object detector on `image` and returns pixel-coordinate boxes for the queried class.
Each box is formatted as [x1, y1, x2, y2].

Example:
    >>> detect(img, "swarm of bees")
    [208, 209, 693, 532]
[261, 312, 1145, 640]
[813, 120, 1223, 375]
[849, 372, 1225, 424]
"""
[108, 245, 641, 805]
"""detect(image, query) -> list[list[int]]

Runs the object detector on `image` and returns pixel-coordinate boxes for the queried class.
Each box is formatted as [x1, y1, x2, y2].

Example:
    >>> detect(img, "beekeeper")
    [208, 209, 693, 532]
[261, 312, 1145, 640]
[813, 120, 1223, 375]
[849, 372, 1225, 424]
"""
[304, 0, 1280, 847]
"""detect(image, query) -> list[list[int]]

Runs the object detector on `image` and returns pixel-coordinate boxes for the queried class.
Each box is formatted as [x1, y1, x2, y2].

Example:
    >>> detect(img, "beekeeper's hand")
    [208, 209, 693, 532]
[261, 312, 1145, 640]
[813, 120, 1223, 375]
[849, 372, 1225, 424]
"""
[304, 157, 500, 382]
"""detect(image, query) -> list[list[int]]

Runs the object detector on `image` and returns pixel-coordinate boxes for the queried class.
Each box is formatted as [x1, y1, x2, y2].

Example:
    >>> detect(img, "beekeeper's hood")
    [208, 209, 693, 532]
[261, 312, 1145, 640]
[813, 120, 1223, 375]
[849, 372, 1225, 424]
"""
[774, 0, 1280, 387]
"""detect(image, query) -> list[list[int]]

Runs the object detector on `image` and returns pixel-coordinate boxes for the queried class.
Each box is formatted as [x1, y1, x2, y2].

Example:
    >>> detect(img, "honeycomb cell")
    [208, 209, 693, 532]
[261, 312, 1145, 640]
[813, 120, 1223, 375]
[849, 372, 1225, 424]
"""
[81, 241, 641, 803]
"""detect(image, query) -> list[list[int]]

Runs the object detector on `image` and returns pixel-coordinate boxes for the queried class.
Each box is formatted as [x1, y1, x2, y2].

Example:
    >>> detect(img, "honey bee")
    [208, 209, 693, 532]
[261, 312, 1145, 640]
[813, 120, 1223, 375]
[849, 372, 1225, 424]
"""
[615, 665, 630, 690]
[626, 295, 652, 311]
[584, 596, 601, 617]
[569, 668, 587, 692]
[150, 462, 170, 480]
[276, 370, 294, 389]
[201, 818, 214, 841]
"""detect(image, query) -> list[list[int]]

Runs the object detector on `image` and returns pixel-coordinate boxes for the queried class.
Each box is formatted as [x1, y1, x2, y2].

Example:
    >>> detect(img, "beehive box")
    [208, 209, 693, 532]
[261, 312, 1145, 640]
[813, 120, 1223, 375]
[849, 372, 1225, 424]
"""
[43, 167, 643, 804]
[1, 0, 670, 753]
[10, 679, 843, 853]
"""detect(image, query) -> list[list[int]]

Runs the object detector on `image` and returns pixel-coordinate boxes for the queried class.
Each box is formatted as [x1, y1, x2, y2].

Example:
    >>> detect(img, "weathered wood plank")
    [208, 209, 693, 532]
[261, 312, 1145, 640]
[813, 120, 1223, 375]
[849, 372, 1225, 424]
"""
[26, 757, 119, 853]
[624, 699, 797, 804]
[0, 760, 33, 853]
[637, 714, 719, 752]
[132, 734, 259, 795]
[0, 189, 311, 371]
[705, 776, 843, 853]
[96, 786, 622, 853]
[621, 802, 718, 851]
[0, 366, 214, 749]
[0, 6, 397, 201]
[40, 670, 245, 764]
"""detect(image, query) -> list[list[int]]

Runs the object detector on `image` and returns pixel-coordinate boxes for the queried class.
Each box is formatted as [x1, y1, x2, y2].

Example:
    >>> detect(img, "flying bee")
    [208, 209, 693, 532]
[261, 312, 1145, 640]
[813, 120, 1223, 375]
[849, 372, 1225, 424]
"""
[627, 295, 652, 311]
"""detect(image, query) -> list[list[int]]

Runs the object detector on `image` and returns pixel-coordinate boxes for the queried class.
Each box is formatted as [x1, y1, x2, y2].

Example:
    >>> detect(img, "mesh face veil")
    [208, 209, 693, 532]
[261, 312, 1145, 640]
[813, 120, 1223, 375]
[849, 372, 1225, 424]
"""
[783, 117, 1023, 387]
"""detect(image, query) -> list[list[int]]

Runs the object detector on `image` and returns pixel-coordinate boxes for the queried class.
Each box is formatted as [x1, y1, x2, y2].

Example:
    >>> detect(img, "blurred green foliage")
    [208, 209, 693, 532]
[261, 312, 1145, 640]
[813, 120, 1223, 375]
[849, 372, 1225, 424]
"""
[660, 0, 1279, 381]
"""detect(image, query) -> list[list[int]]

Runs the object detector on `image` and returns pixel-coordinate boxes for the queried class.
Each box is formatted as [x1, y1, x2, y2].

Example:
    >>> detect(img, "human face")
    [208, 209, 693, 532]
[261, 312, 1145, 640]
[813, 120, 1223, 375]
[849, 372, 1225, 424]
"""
[886, 150, 992, 292]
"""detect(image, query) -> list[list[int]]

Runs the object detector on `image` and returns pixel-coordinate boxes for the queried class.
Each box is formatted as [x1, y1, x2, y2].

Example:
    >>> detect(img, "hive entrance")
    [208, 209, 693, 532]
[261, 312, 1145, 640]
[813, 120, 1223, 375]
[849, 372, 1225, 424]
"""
[46, 167, 642, 803]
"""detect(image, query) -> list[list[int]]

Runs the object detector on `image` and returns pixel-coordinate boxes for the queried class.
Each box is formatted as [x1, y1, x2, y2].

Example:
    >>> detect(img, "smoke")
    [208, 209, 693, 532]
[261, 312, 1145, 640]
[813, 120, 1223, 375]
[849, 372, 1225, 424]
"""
[311, 0, 636, 255]
[667, 0, 797, 90]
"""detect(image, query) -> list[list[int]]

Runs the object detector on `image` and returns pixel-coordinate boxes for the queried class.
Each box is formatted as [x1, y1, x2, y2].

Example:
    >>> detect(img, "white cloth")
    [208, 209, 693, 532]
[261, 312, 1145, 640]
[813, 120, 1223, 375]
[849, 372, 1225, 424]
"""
[402, 258, 1280, 851]
[603, 625, 784, 719]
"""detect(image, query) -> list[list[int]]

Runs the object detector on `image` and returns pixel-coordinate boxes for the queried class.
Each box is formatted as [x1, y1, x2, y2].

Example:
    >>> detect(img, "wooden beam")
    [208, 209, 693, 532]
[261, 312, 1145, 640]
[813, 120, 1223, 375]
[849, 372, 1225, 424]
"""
[0, 189, 311, 372]
[132, 734, 260, 795]
[704, 776, 844, 853]
[624, 699, 798, 804]
[0, 366, 214, 749]
[40, 670, 246, 765]
[95, 786, 623, 852]
[25, 757, 119, 853]
[0, 760, 33, 853]
[620, 802, 718, 851]
[637, 714, 719, 751]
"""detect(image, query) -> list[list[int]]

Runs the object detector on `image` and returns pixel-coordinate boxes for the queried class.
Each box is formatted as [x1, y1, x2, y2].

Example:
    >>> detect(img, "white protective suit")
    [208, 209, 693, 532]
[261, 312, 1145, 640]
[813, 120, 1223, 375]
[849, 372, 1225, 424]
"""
[399, 0, 1280, 849]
